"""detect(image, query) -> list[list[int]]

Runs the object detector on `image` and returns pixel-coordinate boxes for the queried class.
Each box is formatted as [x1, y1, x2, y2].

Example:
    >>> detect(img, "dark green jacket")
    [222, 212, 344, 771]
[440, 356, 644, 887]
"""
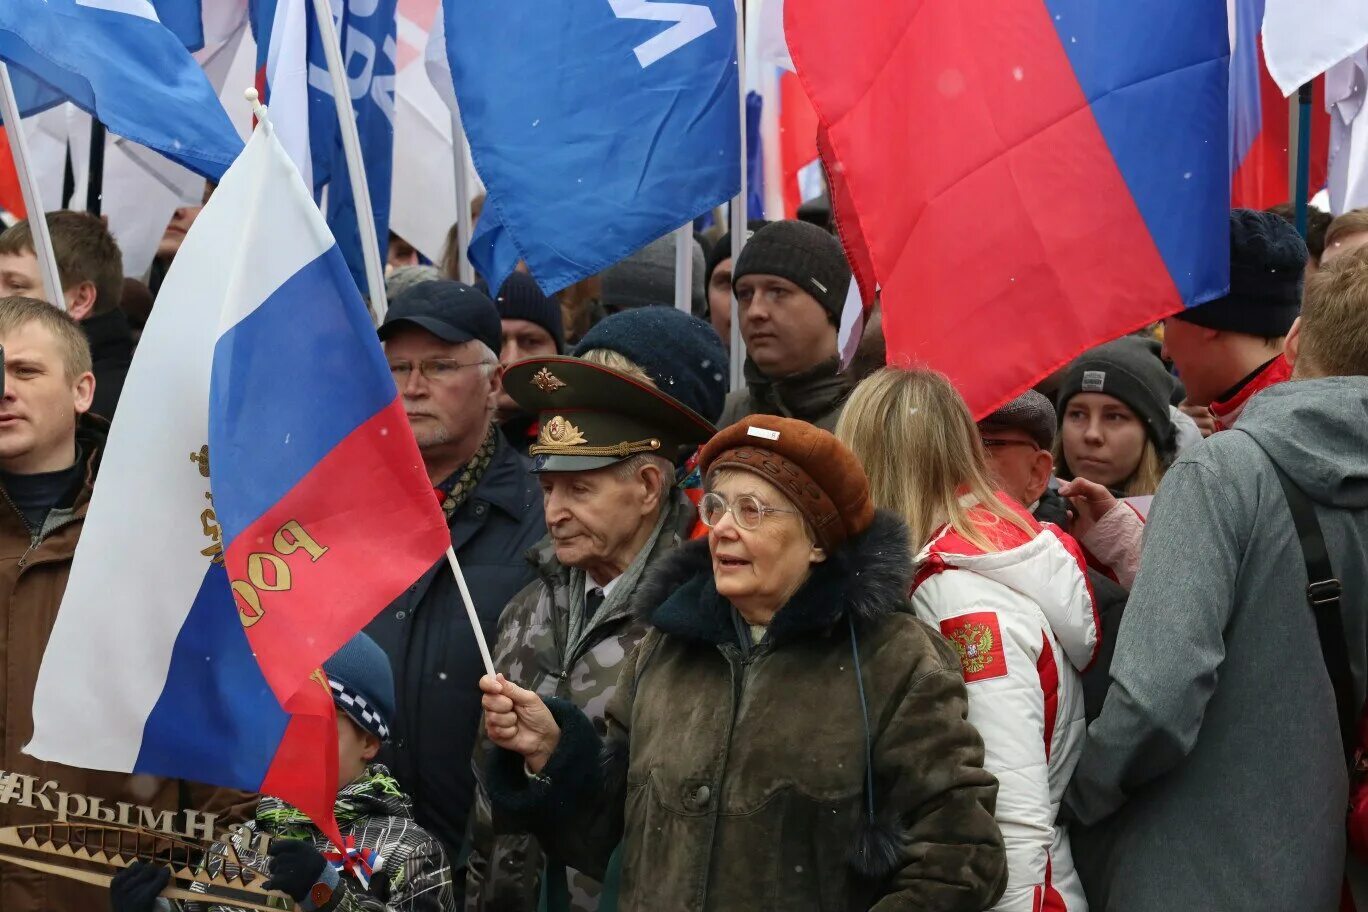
[487, 512, 1007, 912]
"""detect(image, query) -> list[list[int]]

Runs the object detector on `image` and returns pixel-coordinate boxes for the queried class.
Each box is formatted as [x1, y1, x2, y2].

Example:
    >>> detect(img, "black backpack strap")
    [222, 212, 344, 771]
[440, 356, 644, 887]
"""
[1240, 431, 1356, 763]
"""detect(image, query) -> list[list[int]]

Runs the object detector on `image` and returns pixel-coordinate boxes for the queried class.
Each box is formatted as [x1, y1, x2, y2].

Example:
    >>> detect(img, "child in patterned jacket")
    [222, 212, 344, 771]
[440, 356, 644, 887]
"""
[110, 633, 455, 912]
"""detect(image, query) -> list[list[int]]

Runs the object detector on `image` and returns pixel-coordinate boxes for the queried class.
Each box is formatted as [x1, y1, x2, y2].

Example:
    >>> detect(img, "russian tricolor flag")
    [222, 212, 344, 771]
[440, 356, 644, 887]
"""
[786, 0, 1232, 418]
[25, 110, 449, 838]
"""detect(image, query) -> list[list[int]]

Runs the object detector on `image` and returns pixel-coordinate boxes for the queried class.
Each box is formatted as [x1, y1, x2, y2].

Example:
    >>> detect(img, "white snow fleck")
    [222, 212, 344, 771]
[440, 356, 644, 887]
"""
[1012, 67, 1025, 81]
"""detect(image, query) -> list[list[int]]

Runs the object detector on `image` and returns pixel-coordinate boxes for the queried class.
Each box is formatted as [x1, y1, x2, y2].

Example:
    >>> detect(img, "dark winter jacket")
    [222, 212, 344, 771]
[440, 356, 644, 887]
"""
[0, 417, 253, 912]
[187, 764, 454, 911]
[1066, 378, 1368, 911]
[718, 356, 852, 432]
[1030, 491, 1129, 722]
[486, 512, 1008, 912]
[82, 307, 135, 422]
[465, 489, 695, 912]
[366, 433, 543, 866]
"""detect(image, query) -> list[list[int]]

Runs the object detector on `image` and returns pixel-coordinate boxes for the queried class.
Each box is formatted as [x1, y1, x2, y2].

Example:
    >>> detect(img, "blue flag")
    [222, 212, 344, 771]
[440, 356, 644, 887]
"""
[445, 0, 740, 293]
[308, 0, 396, 297]
[250, 0, 395, 297]
[152, 0, 205, 51]
[0, 0, 242, 180]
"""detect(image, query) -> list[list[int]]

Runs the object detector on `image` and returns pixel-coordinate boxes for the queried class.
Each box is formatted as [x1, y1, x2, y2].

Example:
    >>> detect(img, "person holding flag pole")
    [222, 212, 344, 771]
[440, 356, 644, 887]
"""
[19, 80, 480, 910]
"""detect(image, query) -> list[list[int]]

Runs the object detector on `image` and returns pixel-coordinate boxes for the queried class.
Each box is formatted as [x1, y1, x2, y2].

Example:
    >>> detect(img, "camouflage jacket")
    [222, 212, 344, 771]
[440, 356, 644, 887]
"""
[185, 765, 455, 912]
[464, 489, 695, 912]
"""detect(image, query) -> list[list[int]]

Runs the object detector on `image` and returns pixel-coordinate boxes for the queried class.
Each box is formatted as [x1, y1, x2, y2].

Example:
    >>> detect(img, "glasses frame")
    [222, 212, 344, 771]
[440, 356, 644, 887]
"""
[698, 491, 800, 531]
[388, 357, 494, 383]
[979, 437, 1042, 453]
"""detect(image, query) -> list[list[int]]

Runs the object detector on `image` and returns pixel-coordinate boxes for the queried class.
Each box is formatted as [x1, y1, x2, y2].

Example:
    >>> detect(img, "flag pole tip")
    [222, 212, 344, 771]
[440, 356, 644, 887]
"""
[244, 87, 271, 132]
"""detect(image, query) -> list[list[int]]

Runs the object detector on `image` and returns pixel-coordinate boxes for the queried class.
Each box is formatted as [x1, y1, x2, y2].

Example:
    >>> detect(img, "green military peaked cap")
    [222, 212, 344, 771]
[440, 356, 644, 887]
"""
[505, 356, 717, 473]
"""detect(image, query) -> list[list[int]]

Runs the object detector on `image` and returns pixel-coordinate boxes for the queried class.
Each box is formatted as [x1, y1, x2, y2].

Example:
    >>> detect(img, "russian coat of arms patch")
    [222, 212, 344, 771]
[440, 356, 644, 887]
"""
[940, 612, 1008, 683]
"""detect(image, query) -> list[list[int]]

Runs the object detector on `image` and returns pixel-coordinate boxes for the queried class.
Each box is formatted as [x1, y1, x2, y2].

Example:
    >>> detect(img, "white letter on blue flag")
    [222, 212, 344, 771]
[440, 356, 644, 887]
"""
[608, 0, 717, 68]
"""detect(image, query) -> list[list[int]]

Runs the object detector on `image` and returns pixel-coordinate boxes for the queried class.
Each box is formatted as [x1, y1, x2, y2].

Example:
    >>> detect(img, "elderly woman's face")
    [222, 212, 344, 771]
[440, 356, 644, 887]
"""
[706, 472, 826, 613]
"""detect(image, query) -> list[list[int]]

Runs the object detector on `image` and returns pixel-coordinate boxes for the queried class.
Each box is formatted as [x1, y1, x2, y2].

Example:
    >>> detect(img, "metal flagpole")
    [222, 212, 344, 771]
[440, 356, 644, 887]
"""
[1294, 81, 1312, 238]
[729, 0, 748, 393]
[309, 0, 389, 319]
[0, 63, 64, 306]
[451, 108, 475, 285]
[86, 121, 106, 216]
[674, 224, 693, 312]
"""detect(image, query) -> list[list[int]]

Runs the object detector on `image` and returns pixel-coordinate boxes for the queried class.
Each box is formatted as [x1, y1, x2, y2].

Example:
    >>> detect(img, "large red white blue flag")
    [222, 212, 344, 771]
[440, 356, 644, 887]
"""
[25, 112, 448, 839]
[787, 0, 1232, 418]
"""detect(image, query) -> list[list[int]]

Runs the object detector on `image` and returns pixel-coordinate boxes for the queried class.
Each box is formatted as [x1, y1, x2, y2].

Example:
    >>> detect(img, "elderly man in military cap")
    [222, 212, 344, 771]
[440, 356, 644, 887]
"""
[464, 356, 716, 912]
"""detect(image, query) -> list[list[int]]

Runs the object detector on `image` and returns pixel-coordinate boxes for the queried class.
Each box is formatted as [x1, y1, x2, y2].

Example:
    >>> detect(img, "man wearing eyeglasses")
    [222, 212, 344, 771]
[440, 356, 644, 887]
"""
[977, 388, 1128, 721]
[464, 355, 715, 912]
[366, 279, 546, 882]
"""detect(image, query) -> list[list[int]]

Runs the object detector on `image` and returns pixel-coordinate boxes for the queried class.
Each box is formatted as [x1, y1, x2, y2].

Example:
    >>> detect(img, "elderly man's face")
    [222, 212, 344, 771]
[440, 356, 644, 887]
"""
[539, 460, 665, 581]
[980, 427, 1054, 507]
[385, 327, 498, 453]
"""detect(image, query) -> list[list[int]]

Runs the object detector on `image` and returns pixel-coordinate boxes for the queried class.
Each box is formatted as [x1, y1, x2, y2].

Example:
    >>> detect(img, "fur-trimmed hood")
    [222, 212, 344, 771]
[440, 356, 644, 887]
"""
[632, 509, 914, 645]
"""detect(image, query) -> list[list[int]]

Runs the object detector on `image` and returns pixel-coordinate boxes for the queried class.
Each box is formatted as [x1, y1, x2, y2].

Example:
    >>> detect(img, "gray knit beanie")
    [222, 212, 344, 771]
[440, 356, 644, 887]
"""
[600, 234, 706, 315]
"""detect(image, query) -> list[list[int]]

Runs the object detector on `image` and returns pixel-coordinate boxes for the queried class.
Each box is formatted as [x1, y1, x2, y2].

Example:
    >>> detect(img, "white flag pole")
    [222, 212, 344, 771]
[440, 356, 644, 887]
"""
[447, 546, 495, 677]
[729, 1, 749, 393]
[310, 0, 389, 320]
[451, 109, 476, 285]
[674, 224, 694, 313]
[0, 64, 64, 307]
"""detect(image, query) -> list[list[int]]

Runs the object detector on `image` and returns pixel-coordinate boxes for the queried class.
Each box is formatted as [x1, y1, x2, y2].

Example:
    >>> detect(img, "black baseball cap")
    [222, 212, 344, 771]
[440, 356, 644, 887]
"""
[378, 280, 501, 354]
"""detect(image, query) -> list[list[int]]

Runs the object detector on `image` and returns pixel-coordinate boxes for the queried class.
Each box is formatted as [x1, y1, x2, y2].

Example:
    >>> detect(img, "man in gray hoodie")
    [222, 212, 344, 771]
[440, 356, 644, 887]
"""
[1065, 246, 1368, 911]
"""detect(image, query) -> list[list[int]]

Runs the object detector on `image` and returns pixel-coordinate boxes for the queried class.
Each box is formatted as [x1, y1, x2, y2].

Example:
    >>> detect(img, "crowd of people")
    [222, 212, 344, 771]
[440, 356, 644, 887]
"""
[0, 194, 1363, 912]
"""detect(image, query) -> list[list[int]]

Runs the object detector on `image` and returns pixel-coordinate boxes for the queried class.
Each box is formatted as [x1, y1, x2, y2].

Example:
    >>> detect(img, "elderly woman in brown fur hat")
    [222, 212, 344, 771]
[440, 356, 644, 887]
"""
[478, 416, 1007, 912]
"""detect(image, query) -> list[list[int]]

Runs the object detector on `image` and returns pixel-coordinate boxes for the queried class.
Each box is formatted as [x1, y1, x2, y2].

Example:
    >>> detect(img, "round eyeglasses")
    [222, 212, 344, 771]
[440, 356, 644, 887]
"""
[698, 492, 799, 531]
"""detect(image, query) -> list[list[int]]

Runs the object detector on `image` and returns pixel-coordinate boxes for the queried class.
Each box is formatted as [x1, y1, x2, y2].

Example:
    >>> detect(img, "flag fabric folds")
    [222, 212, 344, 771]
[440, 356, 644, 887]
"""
[786, 0, 1232, 418]
[1262, 0, 1368, 98]
[1229, 0, 1329, 210]
[251, 0, 398, 296]
[441, 0, 741, 294]
[25, 116, 449, 838]
[0, 0, 243, 179]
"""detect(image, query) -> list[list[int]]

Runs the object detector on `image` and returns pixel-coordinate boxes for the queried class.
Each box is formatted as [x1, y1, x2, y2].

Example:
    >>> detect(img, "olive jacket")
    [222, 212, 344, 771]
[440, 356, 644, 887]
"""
[485, 512, 1008, 911]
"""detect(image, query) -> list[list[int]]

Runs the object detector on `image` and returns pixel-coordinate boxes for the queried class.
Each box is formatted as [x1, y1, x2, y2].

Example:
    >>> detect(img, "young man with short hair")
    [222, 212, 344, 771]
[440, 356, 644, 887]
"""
[0, 211, 134, 419]
[0, 296, 248, 911]
[1161, 208, 1308, 432]
[718, 220, 854, 432]
[1067, 244, 1368, 911]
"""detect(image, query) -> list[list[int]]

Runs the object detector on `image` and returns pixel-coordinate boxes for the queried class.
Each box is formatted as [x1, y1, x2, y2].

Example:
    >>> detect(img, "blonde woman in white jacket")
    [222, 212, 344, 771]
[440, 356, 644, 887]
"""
[839, 368, 1100, 912]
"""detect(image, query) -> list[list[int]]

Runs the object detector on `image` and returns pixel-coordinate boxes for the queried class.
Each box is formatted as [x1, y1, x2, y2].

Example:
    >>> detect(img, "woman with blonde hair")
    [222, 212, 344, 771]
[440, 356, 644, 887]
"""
[838, 366, 1100, 912]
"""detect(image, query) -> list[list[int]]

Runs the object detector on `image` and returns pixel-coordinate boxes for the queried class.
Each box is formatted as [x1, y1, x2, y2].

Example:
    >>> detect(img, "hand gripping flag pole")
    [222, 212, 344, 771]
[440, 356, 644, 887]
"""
[0, 63, 63, 305]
